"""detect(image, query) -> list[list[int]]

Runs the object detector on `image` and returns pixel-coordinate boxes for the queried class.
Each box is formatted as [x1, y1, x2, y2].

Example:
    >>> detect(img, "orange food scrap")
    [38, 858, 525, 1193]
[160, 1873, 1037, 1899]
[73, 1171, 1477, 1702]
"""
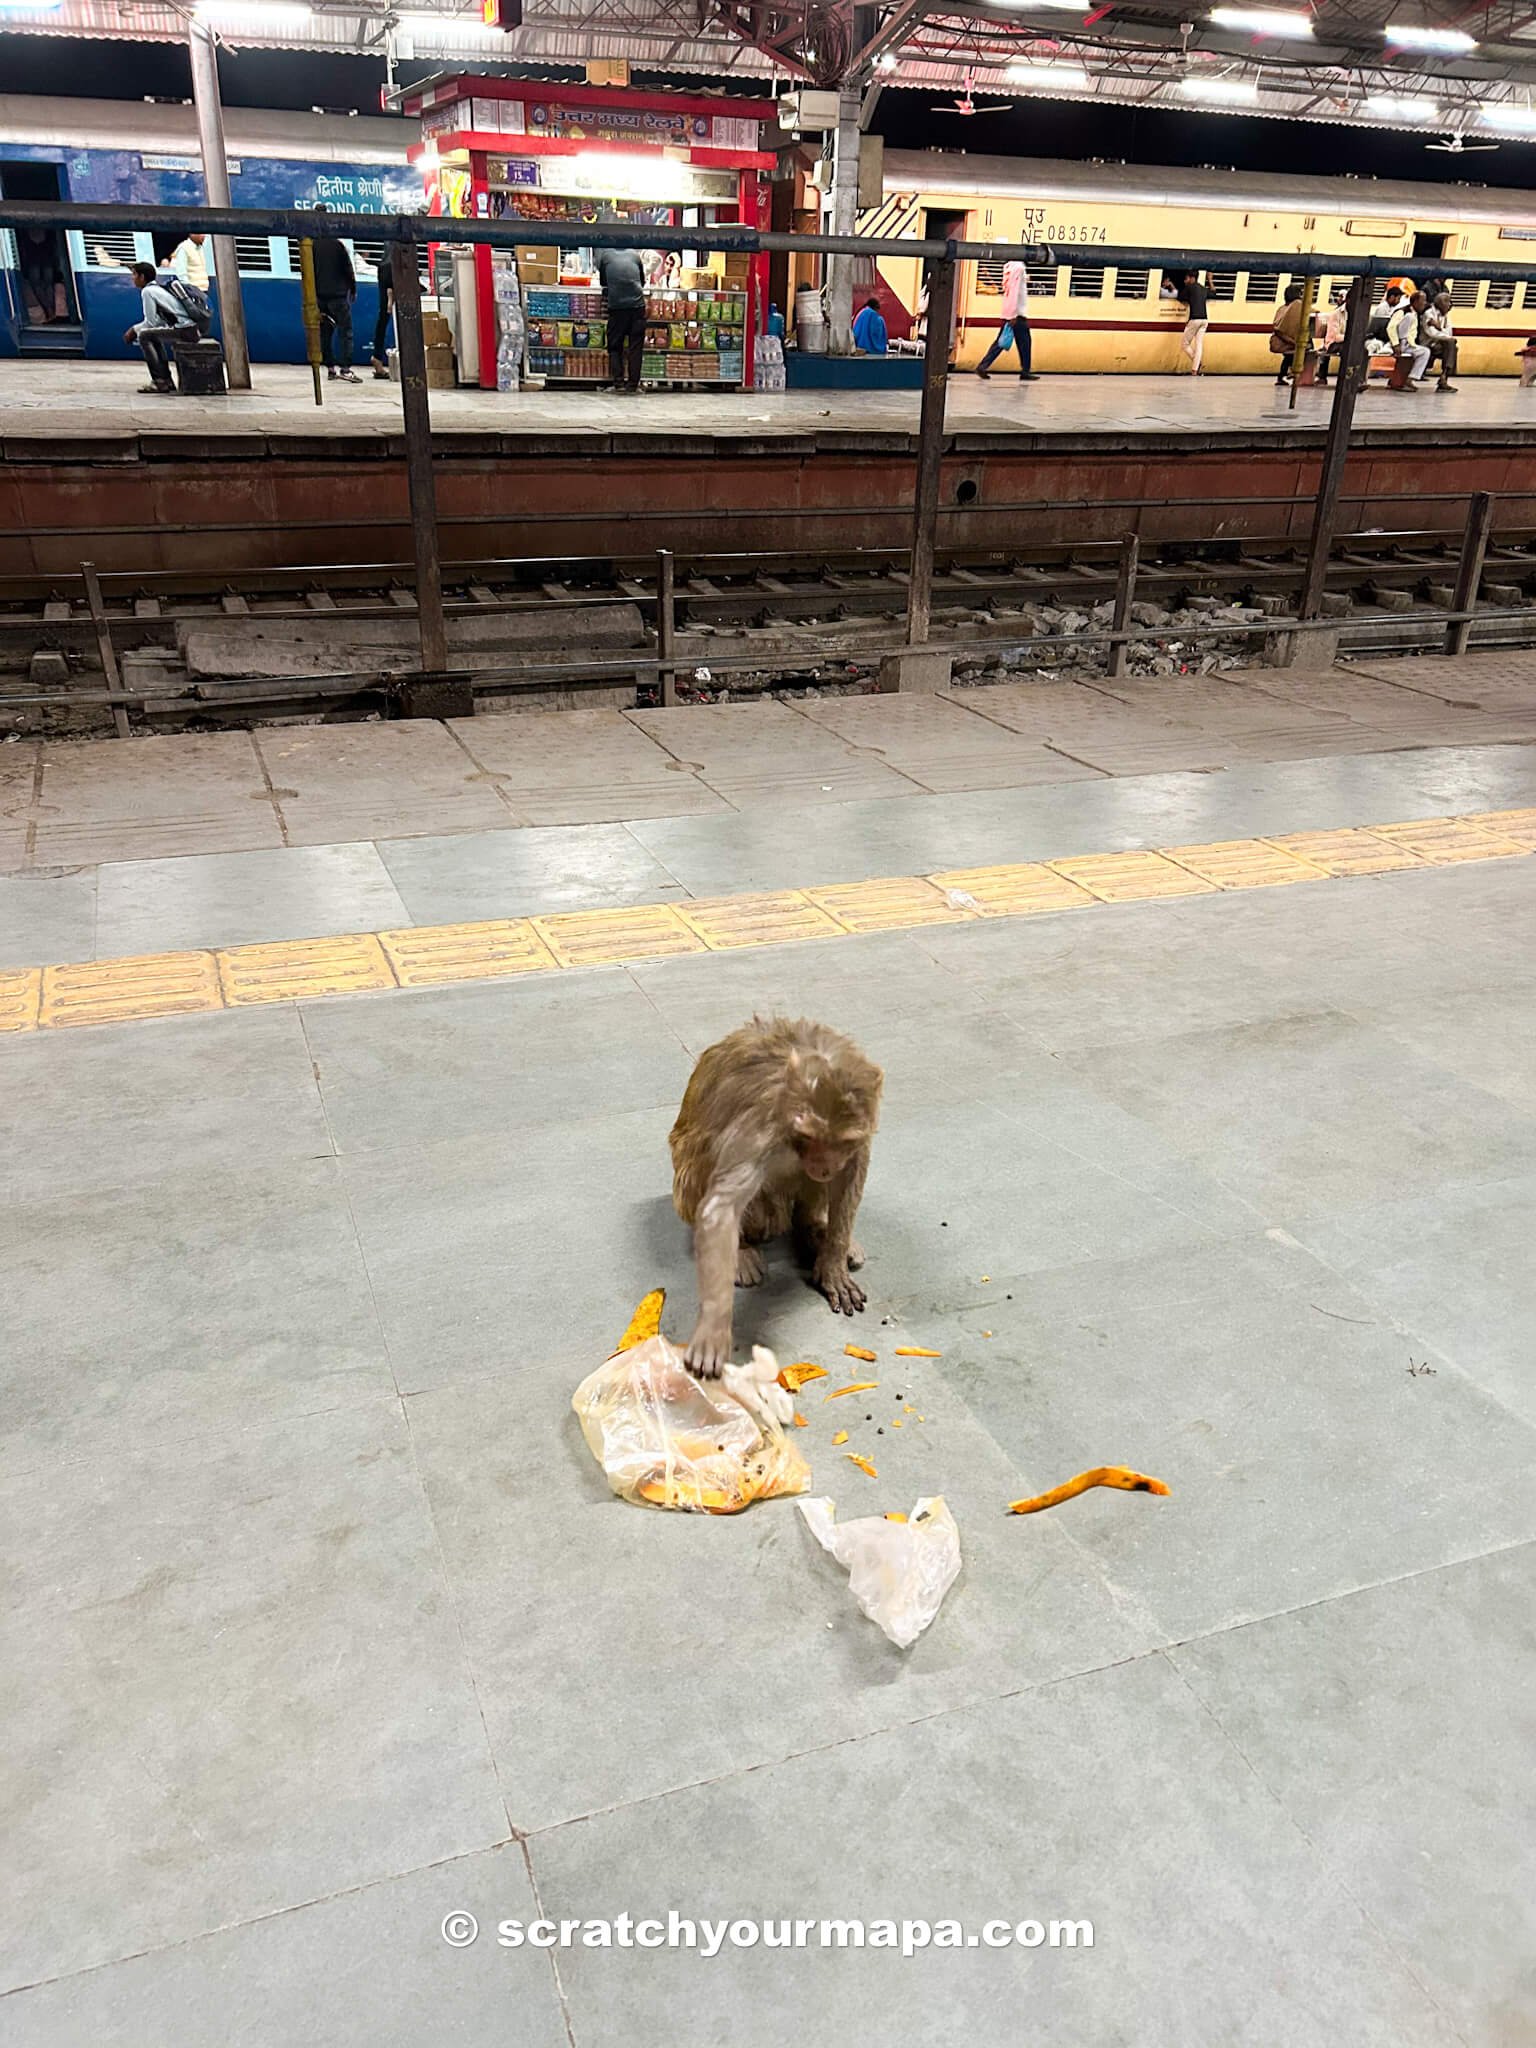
[884, 1511, 908, 1523]
[777, 1361, 828, 1392]
[894, 1346, 942, 1358]
[832, 1429, 849, 1446]
[793, 1411, 808, 1428]
[1007, 1466, 1170, 1516]
[845, 1452, 878, 1479]
[825, 1381, 878, 1399]
[615, 1288, 665, 1353]
[637, 1477, 736, 1513]
[891, 1419, 903, 1429]
[844, 1344, 878, 1363]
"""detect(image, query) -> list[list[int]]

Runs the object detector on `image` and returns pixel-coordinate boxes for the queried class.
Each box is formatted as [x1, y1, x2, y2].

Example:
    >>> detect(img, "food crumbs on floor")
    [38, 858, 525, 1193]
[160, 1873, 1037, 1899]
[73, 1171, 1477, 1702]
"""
[885, 1512, 908, 1523]
[826, 1380, 879, 1398]
[1007, 1466, 1171, 1515]
[894, 1346, 942, 1358]
[981, 1330, 993, 1339]
[832, 1429, 849, 1446]
[845, 1452, 878, 1478]
[778, 1361, 828, 1392]
[844, 1344, 878, 1362]
[793, 1411, 808, 1428]
[615, 1288, 666, 1353]
[891, 1419, 903, 1429]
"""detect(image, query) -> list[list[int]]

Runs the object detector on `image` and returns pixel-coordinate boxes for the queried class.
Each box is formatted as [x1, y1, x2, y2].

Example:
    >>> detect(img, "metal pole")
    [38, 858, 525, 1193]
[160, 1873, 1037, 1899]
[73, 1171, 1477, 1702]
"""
[906, 252, 954, 649]
[297, 239, 324, 407]
[656, 548, 677, 706]
[1107, 532, 1139, 679]
[186, 23, 251, 392]
[1287, 270, 1317, 413]
[81, 561, 131, 739]
[825, 83, 862, 355]
[1298, 274, 1372, 625]
[1447, 490, 1494, 656]
[390, 240, 448, 676]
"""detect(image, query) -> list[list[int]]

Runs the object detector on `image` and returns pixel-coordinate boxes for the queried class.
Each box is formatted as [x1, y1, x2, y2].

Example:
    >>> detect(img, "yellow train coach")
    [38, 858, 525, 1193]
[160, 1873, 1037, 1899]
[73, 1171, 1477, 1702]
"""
[862, 149, 1536, 377]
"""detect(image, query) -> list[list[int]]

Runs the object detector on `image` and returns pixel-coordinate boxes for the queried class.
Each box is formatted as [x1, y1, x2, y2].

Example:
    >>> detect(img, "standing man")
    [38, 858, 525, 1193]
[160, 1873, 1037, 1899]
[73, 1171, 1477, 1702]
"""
[1423, 291, 1459, 392]
[168, 231, 209, 293]
[1177, 269, 1210, 375]
[974, 256, 1037, 381]
[311, 204, 360, 384]
[370, 249, 394, 379]
[596, 243, 647, 394]
[122, 260, 193, 395]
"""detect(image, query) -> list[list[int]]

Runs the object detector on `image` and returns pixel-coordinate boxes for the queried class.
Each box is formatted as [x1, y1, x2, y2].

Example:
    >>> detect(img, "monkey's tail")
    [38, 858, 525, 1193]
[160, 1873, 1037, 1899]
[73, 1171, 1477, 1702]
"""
[1007, 1467, 1169, 1515]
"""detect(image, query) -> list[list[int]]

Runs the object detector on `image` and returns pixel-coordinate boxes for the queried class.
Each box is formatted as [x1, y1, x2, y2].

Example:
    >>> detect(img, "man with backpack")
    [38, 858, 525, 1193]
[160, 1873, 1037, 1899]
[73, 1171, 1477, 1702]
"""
[123, 260, 198, 394]
[311, 204, 361, 383]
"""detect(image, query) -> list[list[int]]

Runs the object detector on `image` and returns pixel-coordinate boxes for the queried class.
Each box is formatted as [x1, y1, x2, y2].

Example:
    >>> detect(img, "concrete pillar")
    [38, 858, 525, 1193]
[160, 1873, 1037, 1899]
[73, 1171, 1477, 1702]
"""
[825, 82, 861, 355]
[187, 21, 252, 391]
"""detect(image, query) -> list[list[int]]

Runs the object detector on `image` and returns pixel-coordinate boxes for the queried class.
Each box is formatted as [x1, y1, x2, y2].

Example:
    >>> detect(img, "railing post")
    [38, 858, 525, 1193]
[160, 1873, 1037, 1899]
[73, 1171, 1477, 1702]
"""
[81, 561, 131, 739]
[390, 237, 449, 678]
[1447, 490, 1494, 656]
[1292, 273, 1372, 658]
[297, 238, 323, 408]
[656, 548, 677, 706]
[1108, 531, 1139, 679]
[906, 249, 955, 650]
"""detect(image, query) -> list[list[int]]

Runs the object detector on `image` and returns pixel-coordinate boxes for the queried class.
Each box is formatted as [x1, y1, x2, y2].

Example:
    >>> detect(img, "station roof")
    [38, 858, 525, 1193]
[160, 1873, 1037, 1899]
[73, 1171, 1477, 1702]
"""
[7, 0, 1536, 152]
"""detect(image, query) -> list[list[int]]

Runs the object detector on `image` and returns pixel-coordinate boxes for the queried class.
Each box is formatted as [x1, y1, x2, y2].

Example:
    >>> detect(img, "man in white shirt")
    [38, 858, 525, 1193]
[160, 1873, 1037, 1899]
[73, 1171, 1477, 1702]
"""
[1422, 292, 1459, 392]
[1389, 291, 1431, 389]
[168, 233, 209, 292]
[122, 260, 193, 393]
[975, 257, 1038, 381]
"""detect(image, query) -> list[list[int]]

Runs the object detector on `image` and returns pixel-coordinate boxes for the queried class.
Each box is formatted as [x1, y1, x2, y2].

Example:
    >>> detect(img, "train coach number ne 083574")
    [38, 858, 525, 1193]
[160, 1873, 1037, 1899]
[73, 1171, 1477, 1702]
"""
[1020, 209, 1107, 243]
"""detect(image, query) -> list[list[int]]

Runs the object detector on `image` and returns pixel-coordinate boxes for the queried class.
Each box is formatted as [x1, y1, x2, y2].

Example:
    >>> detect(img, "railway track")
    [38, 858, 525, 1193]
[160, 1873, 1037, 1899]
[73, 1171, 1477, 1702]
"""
[5, 526, 1536, 719]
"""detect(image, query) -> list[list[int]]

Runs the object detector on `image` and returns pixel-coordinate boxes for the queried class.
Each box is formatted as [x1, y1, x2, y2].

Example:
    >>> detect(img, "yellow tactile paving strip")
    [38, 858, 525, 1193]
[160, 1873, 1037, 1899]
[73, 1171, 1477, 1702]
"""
[1, 807, 1531, 1036]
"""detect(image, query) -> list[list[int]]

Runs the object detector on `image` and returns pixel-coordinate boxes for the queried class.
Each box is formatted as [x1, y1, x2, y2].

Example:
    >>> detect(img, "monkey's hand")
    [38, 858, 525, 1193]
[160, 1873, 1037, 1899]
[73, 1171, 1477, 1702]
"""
[814, 1255, 866, 1316]
[684, 1317, 734, 1378]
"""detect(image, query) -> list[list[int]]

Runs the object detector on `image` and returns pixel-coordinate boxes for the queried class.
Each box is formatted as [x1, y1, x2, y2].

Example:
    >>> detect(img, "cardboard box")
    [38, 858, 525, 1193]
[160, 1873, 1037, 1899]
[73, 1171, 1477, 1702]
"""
[424, 343, 456, 389]
[420, 311, 453, 348]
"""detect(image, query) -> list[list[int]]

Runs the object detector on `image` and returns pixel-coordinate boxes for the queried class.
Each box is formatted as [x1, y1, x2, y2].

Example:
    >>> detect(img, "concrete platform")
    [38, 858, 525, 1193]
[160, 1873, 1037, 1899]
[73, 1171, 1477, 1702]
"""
[3, 654, 1534, 2045]
[6, 359, 1536, 451]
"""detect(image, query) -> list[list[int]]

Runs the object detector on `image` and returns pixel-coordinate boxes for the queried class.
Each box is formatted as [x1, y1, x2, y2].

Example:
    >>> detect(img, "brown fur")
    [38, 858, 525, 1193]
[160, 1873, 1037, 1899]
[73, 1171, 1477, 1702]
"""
[669, 1016, 883, 1375]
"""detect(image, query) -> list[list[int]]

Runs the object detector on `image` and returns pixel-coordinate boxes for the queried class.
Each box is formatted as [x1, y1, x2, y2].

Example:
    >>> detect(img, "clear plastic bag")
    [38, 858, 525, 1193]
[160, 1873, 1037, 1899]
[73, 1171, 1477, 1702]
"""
[573, 1312, 810, 1515]
[797, 1495, 961, 1648]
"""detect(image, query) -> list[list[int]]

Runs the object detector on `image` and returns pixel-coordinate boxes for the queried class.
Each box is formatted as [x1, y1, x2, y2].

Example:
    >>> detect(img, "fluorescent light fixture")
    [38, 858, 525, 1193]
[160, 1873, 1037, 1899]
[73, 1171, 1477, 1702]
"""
[1364, 92, 1439, 119]
[0, 0, 66, 12]
[194, 1, 313, 22]
[1384, 19, 1476, 48]
[1005, 60, 1091, 87]
[876, 50, 899, 70]
[1209, 6, 1313, 34]
[395, 7, 500, 31]
[990, 0, 1097, 9]
[1479, 101, 1536, 130]
[1180, 74, 1260, 101]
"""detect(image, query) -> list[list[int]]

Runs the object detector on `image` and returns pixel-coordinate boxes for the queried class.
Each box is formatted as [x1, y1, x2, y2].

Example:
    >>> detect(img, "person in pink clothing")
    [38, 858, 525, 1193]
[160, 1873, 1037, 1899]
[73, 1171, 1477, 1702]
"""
[975, 257, 1039, 380]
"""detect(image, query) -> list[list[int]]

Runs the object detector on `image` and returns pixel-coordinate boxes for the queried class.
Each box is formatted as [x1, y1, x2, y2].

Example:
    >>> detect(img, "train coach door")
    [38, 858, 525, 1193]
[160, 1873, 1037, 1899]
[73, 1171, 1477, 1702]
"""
[0, 162, 83, 356]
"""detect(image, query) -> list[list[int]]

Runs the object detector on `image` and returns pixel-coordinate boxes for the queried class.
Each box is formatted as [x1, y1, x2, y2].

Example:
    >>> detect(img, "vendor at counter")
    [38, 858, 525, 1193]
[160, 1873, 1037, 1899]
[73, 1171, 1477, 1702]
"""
[596, 244, 648, 394]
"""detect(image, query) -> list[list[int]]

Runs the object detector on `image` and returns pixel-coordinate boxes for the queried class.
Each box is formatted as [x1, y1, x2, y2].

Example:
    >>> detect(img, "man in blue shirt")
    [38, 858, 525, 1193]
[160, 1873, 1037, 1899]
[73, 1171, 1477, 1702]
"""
[852, 296, 888, 355]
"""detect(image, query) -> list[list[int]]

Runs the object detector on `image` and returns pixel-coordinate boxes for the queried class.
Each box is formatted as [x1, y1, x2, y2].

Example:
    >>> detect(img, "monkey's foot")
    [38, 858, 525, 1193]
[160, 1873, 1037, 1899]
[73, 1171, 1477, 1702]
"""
[847, 1241, 866, 1271]
[813, 1258, 867, 1316]
[735, 1245, 765, 1287]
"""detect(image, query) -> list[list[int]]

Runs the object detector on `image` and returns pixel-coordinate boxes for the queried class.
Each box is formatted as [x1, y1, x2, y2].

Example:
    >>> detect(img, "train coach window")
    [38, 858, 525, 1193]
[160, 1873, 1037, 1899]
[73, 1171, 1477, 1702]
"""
[1068, 266, 1105, 297]
[85, 232, 143, 269]
[1449, 279, 1480, 308]
[1523, 280, 1536, 310]
[235, 236, 274, 274]
[284, 236, 302, 277]
[973, 258, 1004, 295]
[1026, 263, 1057, 297]
[1245, 272, 1282, 303]
[1487, 280, 1516, 310]
[1206, 270, 1239, 301]
[1113, 267, 1151, 299]
[352, 240, 389, 274]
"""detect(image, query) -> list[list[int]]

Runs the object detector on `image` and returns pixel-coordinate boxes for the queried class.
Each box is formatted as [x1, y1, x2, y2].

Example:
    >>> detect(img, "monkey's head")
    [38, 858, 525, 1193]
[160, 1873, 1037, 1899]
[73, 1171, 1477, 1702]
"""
[785, 1047, 883, 1182]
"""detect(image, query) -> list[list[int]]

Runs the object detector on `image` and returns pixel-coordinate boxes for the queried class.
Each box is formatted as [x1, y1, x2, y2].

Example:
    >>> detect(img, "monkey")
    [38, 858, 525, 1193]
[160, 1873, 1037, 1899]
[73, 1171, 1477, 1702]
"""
[669, 1015, 883, 1377]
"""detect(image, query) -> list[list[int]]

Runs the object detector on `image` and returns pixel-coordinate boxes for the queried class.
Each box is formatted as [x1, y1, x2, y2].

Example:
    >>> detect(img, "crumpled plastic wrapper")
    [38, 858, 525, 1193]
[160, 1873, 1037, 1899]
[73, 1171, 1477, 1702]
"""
[574, 1334, 810, 1515]
[797, 1495, 961, 1648]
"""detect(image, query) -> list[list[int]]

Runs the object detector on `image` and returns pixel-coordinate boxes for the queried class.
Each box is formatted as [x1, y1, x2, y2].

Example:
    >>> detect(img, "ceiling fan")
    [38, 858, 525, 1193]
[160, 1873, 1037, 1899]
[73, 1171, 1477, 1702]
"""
[933, 71, 1013, 115]
[1427, 130, 1498, 151]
